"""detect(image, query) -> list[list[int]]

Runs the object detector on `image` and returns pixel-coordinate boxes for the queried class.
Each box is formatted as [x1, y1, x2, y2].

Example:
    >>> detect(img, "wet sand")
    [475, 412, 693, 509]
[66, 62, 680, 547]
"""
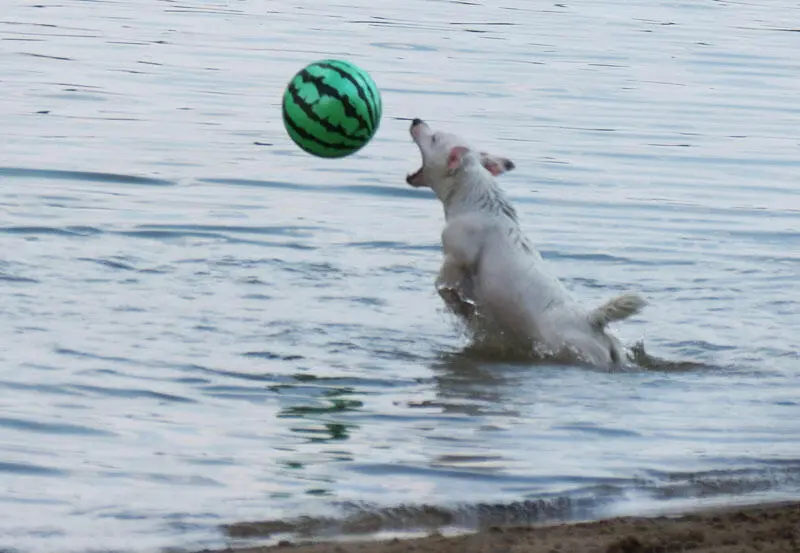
[198, 500, 800, 553]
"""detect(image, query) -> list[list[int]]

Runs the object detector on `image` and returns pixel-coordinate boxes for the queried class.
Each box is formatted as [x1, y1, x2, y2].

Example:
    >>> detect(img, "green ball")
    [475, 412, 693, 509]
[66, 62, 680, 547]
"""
[282, 59, 382, 158]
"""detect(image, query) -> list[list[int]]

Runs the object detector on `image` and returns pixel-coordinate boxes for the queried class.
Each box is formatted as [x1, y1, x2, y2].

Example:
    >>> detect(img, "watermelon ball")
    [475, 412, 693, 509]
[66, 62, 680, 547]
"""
[282, 59, 382, 158]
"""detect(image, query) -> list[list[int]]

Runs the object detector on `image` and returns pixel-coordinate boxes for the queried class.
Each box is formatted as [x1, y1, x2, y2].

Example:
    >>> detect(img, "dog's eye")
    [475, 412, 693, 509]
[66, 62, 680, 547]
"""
[431, 135, 437, 144]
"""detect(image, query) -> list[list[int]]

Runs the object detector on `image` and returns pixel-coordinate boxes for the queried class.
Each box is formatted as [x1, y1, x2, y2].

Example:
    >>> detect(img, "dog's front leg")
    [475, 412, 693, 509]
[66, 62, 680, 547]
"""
[436, 216, 487, 319]
[436, 255, 476, 319]
[436, 254, 466, 289]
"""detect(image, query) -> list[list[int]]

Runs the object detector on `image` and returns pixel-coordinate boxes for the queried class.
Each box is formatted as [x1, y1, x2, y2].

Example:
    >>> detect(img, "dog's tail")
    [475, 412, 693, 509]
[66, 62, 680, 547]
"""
[588, 292, 647, 328]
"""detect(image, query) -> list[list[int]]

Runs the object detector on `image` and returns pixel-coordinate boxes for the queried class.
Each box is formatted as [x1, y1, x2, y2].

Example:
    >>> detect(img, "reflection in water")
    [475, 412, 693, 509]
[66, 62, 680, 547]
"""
[276, 381, 363, 478]
[425, 348, 523, 417]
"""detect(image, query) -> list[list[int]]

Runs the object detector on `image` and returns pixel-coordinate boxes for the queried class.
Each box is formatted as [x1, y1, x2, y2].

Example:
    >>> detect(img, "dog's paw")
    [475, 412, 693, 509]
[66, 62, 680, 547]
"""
[437, 286, 477, 319]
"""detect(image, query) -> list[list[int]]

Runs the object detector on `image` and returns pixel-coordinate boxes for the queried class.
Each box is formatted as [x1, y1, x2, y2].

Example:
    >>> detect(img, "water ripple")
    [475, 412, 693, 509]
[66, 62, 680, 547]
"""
[0, 461, 68, 477]
[0, 167, 174, 186]
[0, 417, 114, 437]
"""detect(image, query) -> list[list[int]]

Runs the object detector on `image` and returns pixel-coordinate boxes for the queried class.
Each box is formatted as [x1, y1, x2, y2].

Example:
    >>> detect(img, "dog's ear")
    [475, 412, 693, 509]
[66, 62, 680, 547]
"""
[447, 146, 470, 171]
[480, 152, 515, 176]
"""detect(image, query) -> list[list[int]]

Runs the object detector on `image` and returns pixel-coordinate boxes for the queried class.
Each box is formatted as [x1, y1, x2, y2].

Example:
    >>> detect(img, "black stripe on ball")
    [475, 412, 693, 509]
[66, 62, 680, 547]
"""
[315, 62, 377, 131]
[282, 101, 354, 154]
[287, 81, 366, 143]
[297, 69, 371, 134]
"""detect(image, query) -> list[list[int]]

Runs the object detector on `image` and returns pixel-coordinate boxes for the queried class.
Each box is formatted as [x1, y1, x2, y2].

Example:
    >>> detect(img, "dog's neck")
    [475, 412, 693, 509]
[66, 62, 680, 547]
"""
[439, 172, 537, 256]
[439, 173, 519, 224]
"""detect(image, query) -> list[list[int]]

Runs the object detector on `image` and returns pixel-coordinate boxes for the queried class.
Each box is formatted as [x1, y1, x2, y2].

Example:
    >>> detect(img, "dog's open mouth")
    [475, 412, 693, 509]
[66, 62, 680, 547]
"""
[406, 166, 423, 186]
[406, 118, 427, 187]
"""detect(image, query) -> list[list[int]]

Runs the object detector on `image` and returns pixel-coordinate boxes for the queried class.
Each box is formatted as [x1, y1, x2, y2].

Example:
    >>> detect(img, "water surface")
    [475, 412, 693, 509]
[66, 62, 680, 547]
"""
[1, 0, 799, 552]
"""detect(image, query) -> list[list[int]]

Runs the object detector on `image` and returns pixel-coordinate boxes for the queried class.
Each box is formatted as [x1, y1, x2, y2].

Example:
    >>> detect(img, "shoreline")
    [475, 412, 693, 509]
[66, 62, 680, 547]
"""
[196, 499, 800, 553]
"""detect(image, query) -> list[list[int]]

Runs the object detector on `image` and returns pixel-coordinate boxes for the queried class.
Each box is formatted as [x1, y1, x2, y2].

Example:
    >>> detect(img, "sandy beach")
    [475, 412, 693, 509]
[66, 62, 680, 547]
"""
[196, 500, 800, 553]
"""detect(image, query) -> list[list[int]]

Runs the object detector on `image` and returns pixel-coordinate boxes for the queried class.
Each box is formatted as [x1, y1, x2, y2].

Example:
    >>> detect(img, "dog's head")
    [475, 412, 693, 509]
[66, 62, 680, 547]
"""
[406, 119, 515, 191]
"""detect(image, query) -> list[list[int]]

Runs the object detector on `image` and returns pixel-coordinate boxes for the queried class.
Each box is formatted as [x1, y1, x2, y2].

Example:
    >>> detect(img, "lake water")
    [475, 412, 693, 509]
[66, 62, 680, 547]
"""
[1, 0, 799, 551]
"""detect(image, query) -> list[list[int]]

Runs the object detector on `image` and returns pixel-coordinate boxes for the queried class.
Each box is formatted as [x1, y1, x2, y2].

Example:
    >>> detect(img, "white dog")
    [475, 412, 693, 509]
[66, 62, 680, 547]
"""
[405, 118, 646, 367]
